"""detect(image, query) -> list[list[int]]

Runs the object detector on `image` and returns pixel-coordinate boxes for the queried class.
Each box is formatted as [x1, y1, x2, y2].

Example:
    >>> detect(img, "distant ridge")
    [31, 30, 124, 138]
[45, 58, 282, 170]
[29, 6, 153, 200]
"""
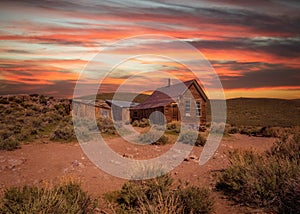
[214, 98, 300, 127]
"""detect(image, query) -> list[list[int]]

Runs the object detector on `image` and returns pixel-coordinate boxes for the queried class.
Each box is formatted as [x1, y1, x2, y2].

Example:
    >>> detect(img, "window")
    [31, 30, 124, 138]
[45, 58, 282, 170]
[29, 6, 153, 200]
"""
[185, 99, 190, 116]
[196, 101, 201, 117]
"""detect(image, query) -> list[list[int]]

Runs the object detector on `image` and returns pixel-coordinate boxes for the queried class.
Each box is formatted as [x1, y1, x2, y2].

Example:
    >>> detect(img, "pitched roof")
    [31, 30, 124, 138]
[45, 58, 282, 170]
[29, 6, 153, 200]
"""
[132, 79, 207, 110]
[73, 99, 111, 109]
[106, 100, 139, 108]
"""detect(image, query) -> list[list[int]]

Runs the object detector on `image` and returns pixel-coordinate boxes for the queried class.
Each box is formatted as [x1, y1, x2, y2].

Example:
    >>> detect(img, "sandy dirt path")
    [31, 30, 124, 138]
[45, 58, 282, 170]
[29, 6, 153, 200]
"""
[0, 134, 275, 213]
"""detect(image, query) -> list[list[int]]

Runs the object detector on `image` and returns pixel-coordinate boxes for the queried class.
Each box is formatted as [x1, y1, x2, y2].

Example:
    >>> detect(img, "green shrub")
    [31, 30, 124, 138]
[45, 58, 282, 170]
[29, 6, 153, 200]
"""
[132, 120, 139, 127]
[167, 121, 181, 133]
[216, 134, 300, 213]
[0, 181, 97, 213]
[39, 95, 47, 105]
[96, 117, 116, 135]
[0, 97, 9, 104]
[106, 174, 214, 214]
[179, 131, 206, 146]
[50, 122, 76, 142]
[239, 126, 261, 136]
[176, 184, 214, 214]
[0, 136, 20, 151]
[138, 130, 169, 145]
[139, 118, 149, 128]
[225, 124, 239, 134]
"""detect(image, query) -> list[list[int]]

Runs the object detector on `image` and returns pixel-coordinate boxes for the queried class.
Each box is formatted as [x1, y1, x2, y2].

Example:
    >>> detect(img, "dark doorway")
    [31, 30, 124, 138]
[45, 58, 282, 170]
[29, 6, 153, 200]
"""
[172, 104, 179, 121]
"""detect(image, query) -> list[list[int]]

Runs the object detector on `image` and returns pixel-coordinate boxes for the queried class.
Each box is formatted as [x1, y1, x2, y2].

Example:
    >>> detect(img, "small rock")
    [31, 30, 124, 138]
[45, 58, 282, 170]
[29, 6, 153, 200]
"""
[123, 153, 133, 159]
[189, 155, 198, 160]
[72, 160, 80, 166]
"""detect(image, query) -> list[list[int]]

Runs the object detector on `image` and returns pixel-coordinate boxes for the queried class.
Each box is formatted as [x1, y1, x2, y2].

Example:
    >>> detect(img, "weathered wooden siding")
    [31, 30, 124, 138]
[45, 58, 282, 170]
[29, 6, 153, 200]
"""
[72, 102, 111, 119]
[178, 84, 206, 126]
[131, 107, 165, 124]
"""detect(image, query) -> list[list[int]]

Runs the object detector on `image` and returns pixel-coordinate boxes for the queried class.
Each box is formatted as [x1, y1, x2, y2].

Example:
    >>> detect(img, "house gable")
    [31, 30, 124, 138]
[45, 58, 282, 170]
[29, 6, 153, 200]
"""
[130, 79, 208, 126]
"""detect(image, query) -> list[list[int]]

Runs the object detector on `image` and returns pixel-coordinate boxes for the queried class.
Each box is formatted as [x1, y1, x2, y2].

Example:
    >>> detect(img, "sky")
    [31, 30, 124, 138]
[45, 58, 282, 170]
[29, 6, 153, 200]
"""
[0, 0, 299, 99]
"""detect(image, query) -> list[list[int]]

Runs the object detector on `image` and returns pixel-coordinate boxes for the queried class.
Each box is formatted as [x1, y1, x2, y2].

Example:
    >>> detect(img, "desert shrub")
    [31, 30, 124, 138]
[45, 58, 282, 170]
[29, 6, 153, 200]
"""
[138, 130, 169, 145]
[24, 109, 36, 116]
[50, 122, 76, 142]
[97, 117, 116, 135]
[238, 126, 261, 136]
[4, 106, 13, 115]
[8, 96, 22, 103]
[132, 120, 139, 127]
[259, 126, 300, 138]
[224, 124, 239, 134]
[139, 118, 150, 128]
[39, 95, 47, 105]
[224, 125, 300, 138]
[0, 97, 9, 104]
[216, 134, 300, 213]
[209, 122, 226, 134]
[44, 111, 63, 123]
[176, 184, 214, 214]
[167, 121, 181, 133]
[31, 117, 43, 128]
[0, 136, 20, 151]
[106, 174, 214, 214]
[267, 133, 300, 163]
[280, 175, 300, 214]
[0, 129, 13, 140]
[30, 104, 40, 112]
[54, 101, 71, 116]
[0, 181, 97, 213]
[179, 131, 206, 146]
[15, 128, 30, 141]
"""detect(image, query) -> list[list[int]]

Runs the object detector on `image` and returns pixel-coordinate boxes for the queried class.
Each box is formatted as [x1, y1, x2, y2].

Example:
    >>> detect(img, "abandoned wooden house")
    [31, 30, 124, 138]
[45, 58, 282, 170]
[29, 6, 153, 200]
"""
[72, 99, 111, 119]
[130, 79, 208, 126]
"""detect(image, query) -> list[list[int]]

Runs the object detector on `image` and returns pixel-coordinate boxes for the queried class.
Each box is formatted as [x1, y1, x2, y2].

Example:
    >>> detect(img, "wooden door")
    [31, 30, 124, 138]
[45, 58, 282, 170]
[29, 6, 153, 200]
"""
[172, 105, 178, 121]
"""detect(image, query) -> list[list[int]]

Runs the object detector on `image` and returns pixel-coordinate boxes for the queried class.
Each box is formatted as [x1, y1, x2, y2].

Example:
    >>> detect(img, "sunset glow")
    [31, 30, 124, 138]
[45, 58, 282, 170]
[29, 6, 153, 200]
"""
[0, 0, 299, 99]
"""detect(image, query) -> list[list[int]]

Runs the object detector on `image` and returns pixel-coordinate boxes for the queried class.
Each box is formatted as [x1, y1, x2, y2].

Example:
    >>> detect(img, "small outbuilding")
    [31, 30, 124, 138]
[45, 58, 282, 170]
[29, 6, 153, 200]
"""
[72, 99, 111, 119]
[105, 100, 139, 122]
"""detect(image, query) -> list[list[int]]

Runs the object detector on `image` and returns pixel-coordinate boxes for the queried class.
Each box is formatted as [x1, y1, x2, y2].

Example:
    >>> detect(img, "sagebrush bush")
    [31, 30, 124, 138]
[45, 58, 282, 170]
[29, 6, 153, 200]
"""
[178, 131, 206, 146]
[224, 124, 300, 138]
[138, 130, 169, 145]
[50, 122, 76, 142]
[106, 174, 214, 214]
[0, 181, 97, 213]
[139, 118, 150, 128]
[216, 134, 300, 213]
[96, 117, 116, 135]
[132, 120, 139, 127]
[167, 121, 181, 133]
[0, 136, 20, 151]
[176, 184, 214, 214]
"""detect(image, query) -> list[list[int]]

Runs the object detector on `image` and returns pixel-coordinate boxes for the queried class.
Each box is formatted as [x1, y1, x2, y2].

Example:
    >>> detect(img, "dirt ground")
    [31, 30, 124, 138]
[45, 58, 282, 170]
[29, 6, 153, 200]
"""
[0, 134, 275, 213]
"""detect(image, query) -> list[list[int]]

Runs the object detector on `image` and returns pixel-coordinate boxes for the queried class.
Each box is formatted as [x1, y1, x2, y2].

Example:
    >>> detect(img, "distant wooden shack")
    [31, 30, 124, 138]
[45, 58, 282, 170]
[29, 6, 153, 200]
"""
[130, 79, 208, 126]
[72, 99, 111, 119]
[71, 99, 138, 122]
[106, 100, 138, 122]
